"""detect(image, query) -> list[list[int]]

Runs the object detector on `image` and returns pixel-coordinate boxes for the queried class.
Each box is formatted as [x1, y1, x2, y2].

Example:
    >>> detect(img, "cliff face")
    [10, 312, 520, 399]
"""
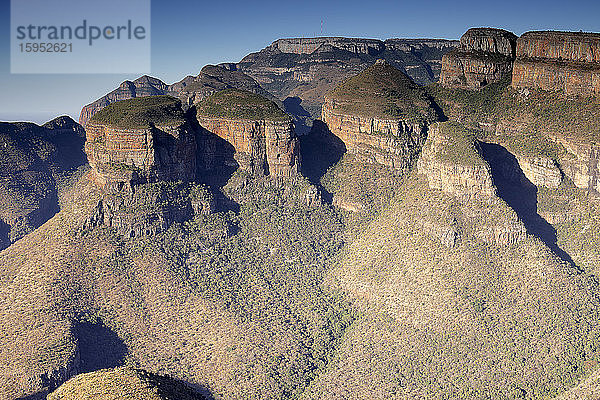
[512, 32, 600, 95]
[195, 89, 300, 178]
[416, 122, 527, 246]
[417, 123, 495, 199]
[84, 96, 196, 187]
[321, 61, 440, 170]
[440, 28, 517, 89]
[321, 99, 428, 170]
[197, 117, 299, 178]
[270, 37, 385, 56]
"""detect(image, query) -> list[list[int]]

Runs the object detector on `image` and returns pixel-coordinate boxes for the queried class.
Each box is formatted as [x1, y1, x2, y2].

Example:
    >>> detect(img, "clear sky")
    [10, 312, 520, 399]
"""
[1, 0, 599, 124]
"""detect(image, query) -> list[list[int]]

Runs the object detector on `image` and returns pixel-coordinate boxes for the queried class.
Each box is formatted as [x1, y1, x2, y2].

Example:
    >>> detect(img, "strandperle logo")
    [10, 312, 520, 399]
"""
[15, 20, 147, 46]
[11, 0, 150, 74]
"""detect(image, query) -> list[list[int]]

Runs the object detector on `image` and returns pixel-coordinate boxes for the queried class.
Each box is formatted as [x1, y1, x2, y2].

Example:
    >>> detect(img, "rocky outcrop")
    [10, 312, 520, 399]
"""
[84, 96, 196, 187]
[322, 100, 428, 170]
[511, 31, 600, 96]
[196, 89, 300, 178]
[517, 156, 563, 188]
[440, 28, 517, 89]
[417, 123, 495, 199]
[83, 182, 214, 238]
[79, 76, 168, 126]
[321, 61, 439, 170]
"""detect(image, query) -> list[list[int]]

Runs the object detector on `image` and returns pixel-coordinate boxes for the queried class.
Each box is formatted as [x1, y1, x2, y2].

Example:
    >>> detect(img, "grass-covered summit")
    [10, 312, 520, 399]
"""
[89, 96, 185, 129]
[326, 60, 441, 121]
[195, 88, 290, 121]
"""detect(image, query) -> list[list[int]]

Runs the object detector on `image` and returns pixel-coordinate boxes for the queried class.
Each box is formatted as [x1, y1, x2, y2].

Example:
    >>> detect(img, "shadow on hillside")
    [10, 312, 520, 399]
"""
[300, 120, 346, 203]
[187, 106, 240, 213]
[479, 142, 579, 269]
[73, 320, 128, 373]
[283, 96, 313, 135]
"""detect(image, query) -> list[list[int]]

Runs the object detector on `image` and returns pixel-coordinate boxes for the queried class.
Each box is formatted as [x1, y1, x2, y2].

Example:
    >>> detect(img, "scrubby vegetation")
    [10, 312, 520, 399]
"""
[196, 89, 290, 121]
[89, 96, 186, 129]
[328, 61, 440, 121]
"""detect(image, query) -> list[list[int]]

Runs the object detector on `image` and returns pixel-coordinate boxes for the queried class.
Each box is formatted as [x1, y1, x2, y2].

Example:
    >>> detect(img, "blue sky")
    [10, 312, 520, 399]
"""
[1, 0, 599, 124]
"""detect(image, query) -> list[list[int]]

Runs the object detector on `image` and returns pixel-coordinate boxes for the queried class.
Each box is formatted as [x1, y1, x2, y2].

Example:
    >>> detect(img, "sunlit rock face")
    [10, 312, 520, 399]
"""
[511, 31, 600, 96]
[440, 28, 517, 89]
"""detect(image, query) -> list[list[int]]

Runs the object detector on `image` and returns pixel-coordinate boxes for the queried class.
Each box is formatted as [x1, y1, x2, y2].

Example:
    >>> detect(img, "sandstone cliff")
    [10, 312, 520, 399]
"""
[196, 89, 300, 178]
[321, 60, 440, 170]
[512, 31, 600, 96]
[416, 122, 526, 246]
[440, 28, 517, 89]
[85, 96, 196, 187]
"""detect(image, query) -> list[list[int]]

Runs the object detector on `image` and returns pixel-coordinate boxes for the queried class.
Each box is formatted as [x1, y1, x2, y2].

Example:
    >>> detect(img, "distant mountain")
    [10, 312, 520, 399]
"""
[235, 37, 458, 129]
[78, 65, 278, 127]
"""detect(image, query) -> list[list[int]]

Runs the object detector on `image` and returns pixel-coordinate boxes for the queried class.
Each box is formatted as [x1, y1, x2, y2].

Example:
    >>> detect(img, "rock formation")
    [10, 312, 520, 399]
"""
[417, 122, 527, 246]
[79, 65, 273, 127]
[321, 60, 440, 170]
[0, 116, 86, 250]
[512, 31, 600, 95]
[237, 37, 458, 124]
[196, 89, 300, 178]
[440, 28, 517, 89]
[79, 75, 168, 126]
[85, 96, 196, 187]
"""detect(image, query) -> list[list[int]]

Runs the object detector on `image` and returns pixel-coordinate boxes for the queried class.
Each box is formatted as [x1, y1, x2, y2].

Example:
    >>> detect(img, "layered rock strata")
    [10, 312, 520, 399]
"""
[196, 89, 300, 178]
[84, 96, 196, 187]
[417, 122, 526, 246]
[440, 28, 517, 89]
[321, 60, 439, 170]
[511, 31, 600, 95]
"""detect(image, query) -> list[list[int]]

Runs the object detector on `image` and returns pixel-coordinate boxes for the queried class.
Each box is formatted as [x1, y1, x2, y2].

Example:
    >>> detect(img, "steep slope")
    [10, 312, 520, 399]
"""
[0, 116, 86, 250]
[304, 121, 600, 399]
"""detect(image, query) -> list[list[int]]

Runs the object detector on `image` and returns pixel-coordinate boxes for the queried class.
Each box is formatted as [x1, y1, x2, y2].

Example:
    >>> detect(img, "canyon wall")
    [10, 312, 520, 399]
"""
[85, 122, 196, 187]
[512, 31, 600, 95]
[196, 117, 299, 178]
[270, 37, 385, 56]
[440, 28, 517, 89]
[321, 98, 428, 170]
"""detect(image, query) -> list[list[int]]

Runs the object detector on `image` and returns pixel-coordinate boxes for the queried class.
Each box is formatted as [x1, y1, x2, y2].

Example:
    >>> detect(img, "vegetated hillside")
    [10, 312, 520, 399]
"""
[0, 169, 355, 400]
[89, 96, 186, 129]
[0, 116, 86, 250]
[48, 366, 209, 400]
[196, 89, 289, 121]
[304, 121, 600, 398]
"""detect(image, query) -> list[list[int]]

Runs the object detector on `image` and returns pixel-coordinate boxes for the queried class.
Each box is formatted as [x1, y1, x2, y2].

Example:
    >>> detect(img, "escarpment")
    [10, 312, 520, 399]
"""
[512, 31, 600, 96]
[85, 96, 196, 187]
[440, 28, 517, 89]
[321, 60, 440, 170]
[196, 89, 300, 178]
[83, 96, 214, 238]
